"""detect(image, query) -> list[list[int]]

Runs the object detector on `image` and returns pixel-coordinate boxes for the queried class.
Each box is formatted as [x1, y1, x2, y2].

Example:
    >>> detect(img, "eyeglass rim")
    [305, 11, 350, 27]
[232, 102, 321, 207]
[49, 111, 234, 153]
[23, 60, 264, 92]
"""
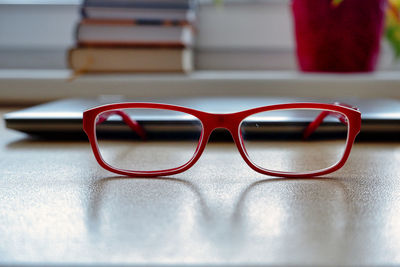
[83, 102, 361, 178]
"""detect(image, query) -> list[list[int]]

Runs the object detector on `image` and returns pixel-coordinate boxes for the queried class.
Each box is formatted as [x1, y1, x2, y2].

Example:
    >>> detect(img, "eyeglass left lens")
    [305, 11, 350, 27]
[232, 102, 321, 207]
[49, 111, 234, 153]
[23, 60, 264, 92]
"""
[95, 108, 202, 172]
[240, 108, 349, 174]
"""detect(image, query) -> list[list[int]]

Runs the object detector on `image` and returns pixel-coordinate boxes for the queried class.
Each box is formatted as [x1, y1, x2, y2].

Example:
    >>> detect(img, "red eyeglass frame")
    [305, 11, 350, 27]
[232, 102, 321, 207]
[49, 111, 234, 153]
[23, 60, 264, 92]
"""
[83, 102, 361, 178]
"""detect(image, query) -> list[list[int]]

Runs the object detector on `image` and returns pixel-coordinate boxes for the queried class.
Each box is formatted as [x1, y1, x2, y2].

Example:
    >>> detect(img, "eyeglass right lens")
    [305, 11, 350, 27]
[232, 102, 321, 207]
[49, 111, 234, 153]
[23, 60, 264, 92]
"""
[240, 108, 349, 174]
[95, 108, 202, 172]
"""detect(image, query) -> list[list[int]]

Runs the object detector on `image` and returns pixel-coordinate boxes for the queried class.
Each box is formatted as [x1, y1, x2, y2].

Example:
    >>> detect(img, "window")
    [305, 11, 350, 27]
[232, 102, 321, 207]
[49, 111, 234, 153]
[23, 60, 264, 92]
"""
[0, 0, 297, 70]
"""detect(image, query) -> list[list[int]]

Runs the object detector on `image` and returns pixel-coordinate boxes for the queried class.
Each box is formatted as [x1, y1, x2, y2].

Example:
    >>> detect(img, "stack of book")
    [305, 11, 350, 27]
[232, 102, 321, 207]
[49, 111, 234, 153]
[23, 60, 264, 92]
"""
[68, 0, 195, 73]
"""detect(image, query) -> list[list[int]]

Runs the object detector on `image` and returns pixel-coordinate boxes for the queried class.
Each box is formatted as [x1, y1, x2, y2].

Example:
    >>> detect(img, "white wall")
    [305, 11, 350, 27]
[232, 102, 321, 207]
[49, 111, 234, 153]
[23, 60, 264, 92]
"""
[0, 4, 80, 49]
[197, 1, 293, 49]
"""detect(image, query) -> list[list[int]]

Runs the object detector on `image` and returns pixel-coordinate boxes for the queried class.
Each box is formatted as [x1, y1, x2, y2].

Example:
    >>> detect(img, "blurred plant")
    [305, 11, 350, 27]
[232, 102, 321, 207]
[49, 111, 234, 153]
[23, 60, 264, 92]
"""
[331, 0, 344, 7]
[386, 0, 400, 58]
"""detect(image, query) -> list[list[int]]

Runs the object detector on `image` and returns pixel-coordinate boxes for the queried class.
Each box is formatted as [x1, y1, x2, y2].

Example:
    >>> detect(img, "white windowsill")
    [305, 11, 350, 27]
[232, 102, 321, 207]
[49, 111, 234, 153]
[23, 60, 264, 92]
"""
[0, 69, 399, 105]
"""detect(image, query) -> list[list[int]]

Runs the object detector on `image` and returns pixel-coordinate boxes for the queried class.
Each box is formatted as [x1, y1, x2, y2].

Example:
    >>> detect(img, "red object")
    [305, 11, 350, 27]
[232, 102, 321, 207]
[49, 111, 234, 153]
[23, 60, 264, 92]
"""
[292, 0, 387, 72]
[83, 102, 361, 178]
[96, 110, 147, 140]
[302, 102, 357, 139]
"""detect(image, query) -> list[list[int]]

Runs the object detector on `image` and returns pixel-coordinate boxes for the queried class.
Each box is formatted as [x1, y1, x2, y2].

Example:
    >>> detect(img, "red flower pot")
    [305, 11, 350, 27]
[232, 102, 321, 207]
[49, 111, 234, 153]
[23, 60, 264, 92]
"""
[292, 0, 387, 72]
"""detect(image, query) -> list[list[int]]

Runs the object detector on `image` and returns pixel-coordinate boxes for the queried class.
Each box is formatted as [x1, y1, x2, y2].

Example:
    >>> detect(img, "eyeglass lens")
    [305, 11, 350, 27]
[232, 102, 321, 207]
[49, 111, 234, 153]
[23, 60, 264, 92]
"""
[240, 109, 348, 173]
[95, 108, 203, 172]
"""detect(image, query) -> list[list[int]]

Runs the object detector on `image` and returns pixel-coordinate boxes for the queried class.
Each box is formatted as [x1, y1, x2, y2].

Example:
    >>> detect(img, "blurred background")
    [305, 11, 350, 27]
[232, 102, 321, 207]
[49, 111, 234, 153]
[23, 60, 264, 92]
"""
[0, 0, 399, 105]
[0, 0, 398, 71]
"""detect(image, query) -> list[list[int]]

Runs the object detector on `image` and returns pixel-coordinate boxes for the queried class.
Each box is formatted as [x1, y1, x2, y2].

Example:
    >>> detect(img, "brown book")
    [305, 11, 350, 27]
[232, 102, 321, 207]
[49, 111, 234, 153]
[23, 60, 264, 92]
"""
[76, 20, 194, 47]
[68, 47, 193, 73]
[82, 6, 196, 22]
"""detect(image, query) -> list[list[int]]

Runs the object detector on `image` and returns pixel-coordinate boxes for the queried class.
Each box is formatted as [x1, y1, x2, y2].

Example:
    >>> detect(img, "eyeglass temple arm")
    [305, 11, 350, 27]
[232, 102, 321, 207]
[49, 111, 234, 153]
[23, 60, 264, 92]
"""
[302, 102, 358, 140]
[96, 110, 147, 140]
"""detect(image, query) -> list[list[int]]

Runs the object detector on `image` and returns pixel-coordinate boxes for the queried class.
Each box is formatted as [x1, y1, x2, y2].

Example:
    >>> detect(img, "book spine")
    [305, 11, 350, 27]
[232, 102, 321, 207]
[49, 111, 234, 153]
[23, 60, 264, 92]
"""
[69, 48, 190, 73]
[76, 23, 193, 48]
[81, 8, 195, 22]
[84, 0, 191, 10]
[78, 42, 186, 49]
[81, 18, 190, 26]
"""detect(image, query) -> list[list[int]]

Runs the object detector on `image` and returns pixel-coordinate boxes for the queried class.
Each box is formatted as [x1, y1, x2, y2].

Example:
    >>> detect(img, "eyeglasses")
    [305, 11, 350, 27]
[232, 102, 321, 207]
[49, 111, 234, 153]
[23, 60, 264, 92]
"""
[83, 102, 361, 178]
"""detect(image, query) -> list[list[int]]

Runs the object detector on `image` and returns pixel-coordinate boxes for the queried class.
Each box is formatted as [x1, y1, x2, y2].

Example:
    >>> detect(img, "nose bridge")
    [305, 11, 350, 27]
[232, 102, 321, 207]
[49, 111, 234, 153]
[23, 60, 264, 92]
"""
[209, 113, 236, 131]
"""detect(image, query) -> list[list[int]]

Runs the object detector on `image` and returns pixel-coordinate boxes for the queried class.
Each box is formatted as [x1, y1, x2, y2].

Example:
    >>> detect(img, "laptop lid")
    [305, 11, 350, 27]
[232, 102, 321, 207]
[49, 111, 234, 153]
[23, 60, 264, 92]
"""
[4, 97, 400, 139]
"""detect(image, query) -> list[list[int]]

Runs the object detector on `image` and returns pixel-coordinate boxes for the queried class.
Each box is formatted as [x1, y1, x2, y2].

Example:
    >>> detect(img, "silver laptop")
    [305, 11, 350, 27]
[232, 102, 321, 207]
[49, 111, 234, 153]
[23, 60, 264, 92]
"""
[4, 97, 400, 139]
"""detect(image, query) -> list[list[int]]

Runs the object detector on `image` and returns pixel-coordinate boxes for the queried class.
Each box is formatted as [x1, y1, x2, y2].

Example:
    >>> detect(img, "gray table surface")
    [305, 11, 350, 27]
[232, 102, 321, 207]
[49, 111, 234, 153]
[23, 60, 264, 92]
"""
[1, 109, 400, 266]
